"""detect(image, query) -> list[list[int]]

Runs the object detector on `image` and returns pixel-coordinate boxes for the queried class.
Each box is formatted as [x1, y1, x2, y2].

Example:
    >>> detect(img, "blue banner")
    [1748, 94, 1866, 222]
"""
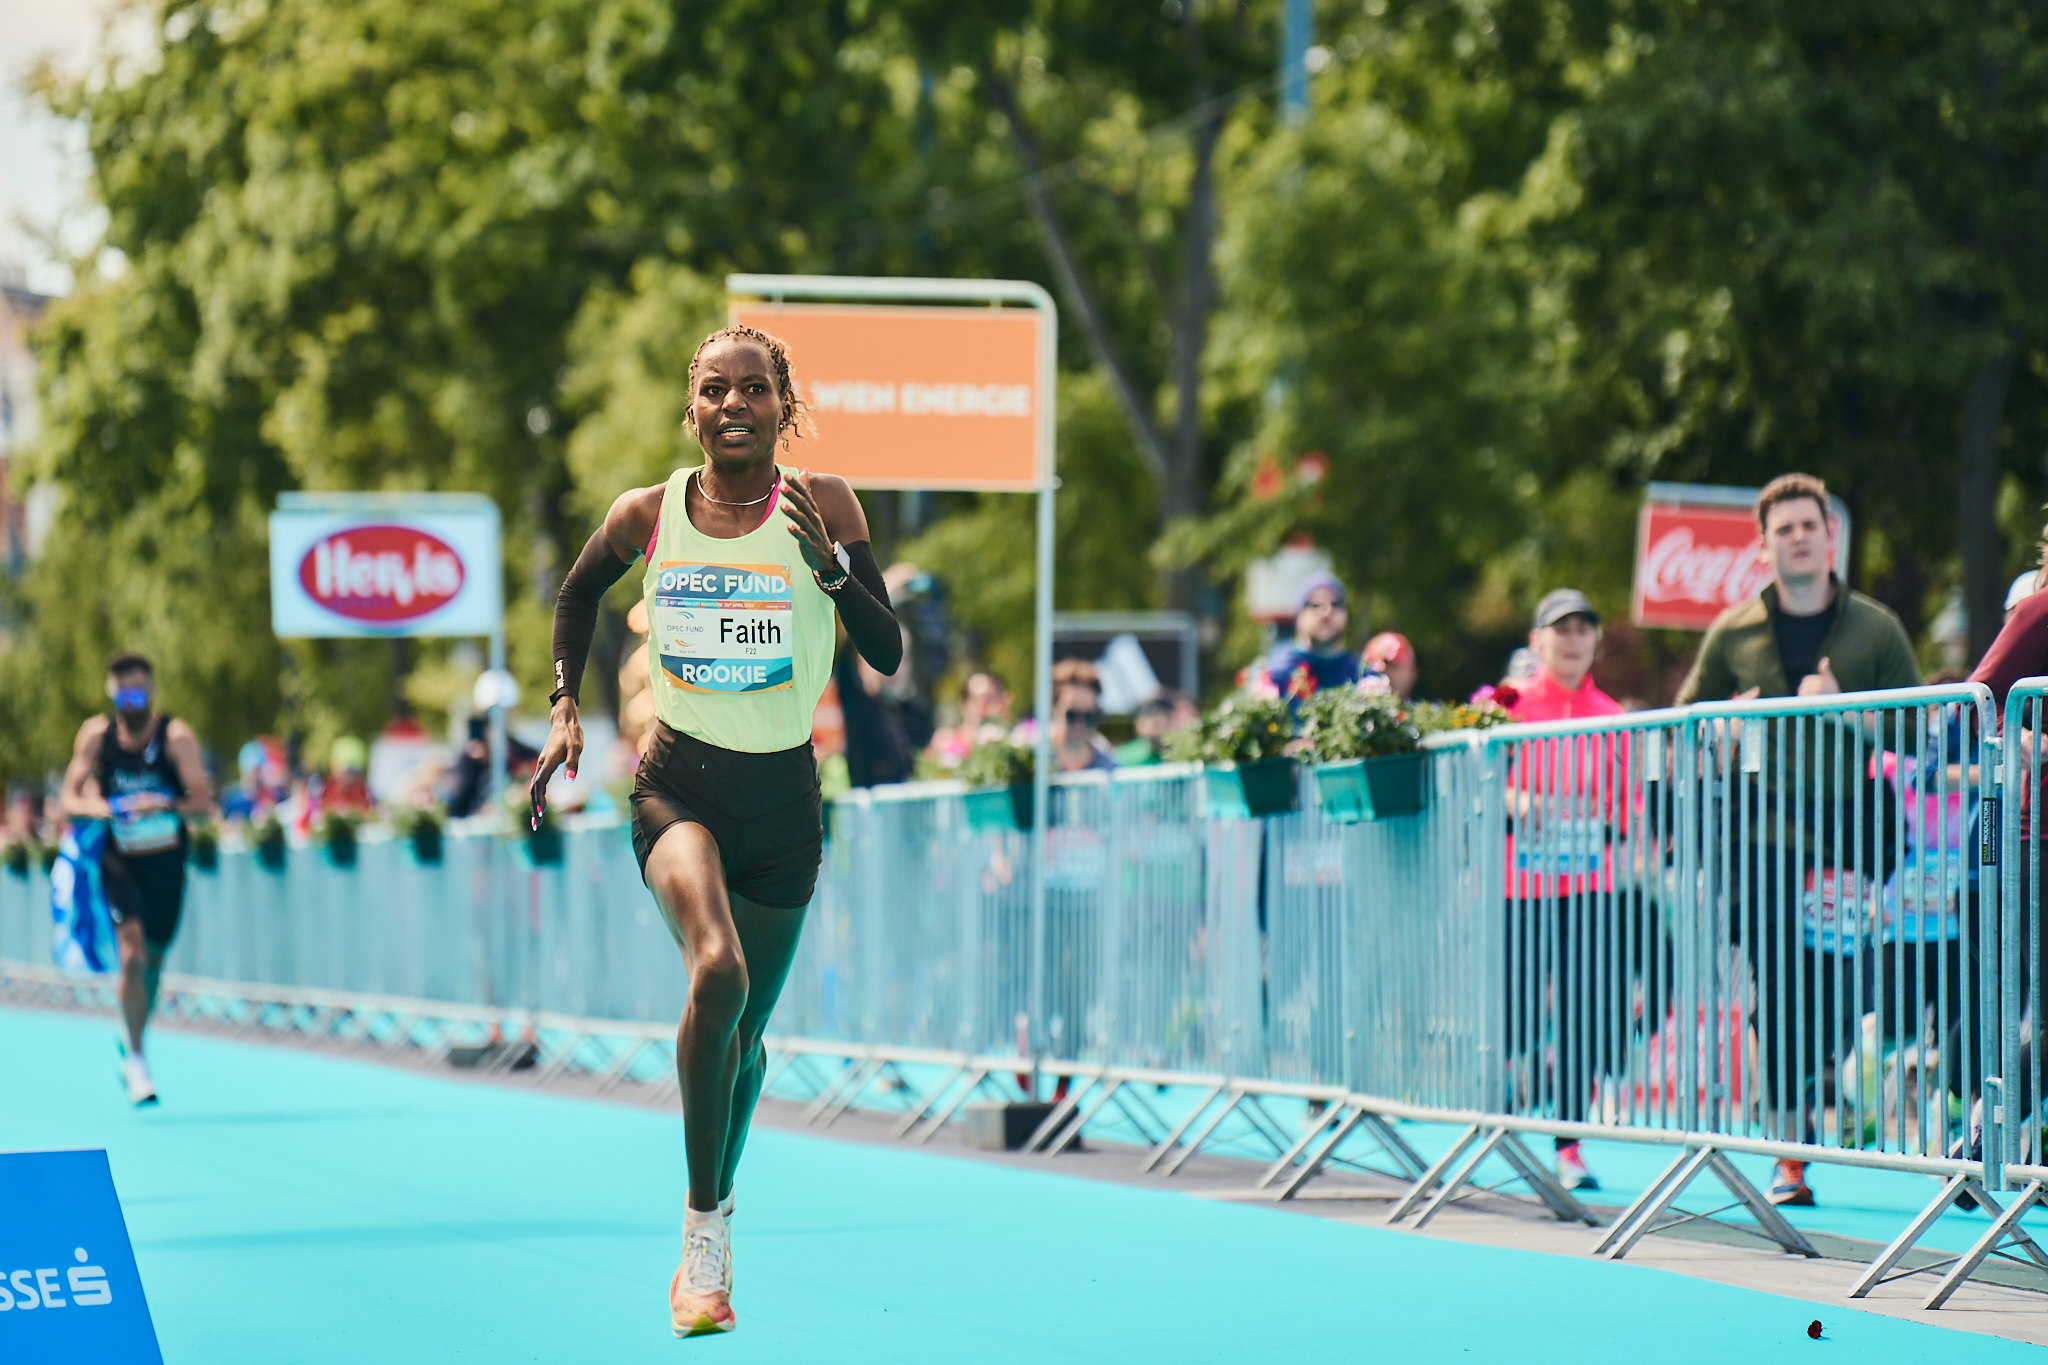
[50, 821, 118, 976]
[0, 1149, 163, 1364]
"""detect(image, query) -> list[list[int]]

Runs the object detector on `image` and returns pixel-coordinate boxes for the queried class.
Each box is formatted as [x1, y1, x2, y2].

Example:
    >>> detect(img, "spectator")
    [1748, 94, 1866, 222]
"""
[930, 669, 1014, 769]
[836, 626, 932, 789]
[1361, 632, 1418, 701]
[1031, 658, 1117, 772]
[1674, 472, 1921, 1207]
[1262, 572, 1360, 702]
[1967, 541, 2048, 1173]
[1499, 589, 1633, 1193]
[1113, 692, 1188, 767]
[446, 717, 540, 819]
[315, 736, 375, 818]
[219, 741, 277, 824]
[2006, 570, 2038, 623]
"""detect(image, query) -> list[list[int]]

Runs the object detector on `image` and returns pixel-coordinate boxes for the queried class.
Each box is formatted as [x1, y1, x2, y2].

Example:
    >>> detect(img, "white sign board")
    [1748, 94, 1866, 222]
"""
[269, 495, 502, 639]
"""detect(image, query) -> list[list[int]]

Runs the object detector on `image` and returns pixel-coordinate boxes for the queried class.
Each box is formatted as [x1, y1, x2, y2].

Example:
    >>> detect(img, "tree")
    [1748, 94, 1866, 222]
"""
[894, 1, 1277, 614]
[1556, 1, 2048, 658]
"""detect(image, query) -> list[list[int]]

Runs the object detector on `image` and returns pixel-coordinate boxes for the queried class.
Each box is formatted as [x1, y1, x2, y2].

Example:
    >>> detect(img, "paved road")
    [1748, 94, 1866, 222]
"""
[3, 1006, 2030, 1363]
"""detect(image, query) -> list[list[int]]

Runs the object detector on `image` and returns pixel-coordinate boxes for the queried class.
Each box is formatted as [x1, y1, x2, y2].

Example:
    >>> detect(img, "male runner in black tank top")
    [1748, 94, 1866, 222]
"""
[60, 651, 213, 1105]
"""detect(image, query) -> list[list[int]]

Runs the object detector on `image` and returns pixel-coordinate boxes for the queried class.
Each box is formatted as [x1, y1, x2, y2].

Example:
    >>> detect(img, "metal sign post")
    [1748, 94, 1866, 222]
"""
[725, 274, 1058, 1057]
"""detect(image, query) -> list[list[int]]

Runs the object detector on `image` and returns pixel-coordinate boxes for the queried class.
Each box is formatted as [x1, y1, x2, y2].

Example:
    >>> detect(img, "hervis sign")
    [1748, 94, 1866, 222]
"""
[270, 494, 501, 639]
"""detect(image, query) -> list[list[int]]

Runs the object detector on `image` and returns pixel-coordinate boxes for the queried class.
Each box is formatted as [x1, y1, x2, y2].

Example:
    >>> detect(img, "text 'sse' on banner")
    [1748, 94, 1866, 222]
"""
[0, 1149, 163, 1364]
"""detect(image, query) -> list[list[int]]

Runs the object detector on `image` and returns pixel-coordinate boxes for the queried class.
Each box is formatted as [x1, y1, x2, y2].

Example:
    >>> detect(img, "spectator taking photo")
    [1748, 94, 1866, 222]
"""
[1263, 572, 1361, 702]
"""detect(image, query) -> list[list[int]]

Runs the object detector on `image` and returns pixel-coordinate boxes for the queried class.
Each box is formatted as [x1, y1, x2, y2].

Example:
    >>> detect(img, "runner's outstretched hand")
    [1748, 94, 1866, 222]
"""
[529, 697, 584, 828]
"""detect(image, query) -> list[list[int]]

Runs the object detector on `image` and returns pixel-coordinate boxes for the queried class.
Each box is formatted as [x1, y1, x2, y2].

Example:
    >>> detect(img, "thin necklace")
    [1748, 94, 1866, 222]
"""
[693, 467, 778, 508]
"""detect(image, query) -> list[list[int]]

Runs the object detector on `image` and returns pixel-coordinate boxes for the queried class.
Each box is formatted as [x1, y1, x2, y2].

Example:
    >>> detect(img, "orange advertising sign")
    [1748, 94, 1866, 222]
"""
[728, 302, 1045, 490]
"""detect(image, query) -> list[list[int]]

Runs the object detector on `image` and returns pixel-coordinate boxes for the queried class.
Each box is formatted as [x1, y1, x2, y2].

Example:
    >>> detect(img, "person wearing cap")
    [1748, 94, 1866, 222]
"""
[1361, 632, 1417, 701]
[1500, 589, 1629, 1193]
[1262, 572, 1360, 703]
[1674, 473, 1920, 1208]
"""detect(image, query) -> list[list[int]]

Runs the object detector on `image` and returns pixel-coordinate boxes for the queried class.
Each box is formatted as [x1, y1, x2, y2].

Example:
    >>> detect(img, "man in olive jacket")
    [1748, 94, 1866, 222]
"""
[1674, 474, 1920, 1210]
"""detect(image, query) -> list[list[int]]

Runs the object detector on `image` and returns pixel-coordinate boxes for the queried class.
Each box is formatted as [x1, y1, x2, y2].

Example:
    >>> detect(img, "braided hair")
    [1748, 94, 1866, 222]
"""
[685, 324, 814, 450]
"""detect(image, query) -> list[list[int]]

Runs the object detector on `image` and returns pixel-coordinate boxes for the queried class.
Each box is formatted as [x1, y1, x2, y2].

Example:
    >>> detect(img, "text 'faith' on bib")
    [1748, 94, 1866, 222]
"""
[653, 561, 796, 694]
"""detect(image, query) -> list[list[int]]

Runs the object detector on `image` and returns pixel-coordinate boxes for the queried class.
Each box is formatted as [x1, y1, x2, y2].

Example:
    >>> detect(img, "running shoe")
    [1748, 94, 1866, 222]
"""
[123, 1054, 158, 1108]
[1555, 1140, 1599, 1193]
[1768, 1159, 1814, 1207]
[670, 1219, 734, 1337]
[718, 1195, 734, 1295]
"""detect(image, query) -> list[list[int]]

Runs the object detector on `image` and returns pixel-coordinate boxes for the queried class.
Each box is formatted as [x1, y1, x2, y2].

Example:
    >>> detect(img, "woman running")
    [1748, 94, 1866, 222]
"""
[532, 324, 901, 1337]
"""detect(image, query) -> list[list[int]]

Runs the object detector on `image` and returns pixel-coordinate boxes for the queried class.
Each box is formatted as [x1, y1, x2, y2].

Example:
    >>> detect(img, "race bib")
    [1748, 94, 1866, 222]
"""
[1883, 851, 1965, 946]
[1802, 867, 1877, 954]
[1514, 817, 1607, 876]
[107, 786, 180, 856]
[652, 561, 795, 694]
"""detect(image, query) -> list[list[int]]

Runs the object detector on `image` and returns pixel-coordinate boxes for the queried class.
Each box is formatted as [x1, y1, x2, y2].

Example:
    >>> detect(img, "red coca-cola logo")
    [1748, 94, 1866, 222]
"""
[1641, 524, 1774, 607]
[298, 524, 465, 623]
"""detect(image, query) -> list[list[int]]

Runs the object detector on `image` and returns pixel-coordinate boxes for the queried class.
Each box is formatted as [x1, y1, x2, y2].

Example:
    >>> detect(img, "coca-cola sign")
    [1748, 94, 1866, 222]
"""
[1632, 490, 1849, 631]
[296, 524, 465, 624]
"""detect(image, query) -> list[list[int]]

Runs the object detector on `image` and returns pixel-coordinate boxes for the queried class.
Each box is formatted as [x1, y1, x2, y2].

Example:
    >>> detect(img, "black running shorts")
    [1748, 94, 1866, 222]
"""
[101, 844, 188, 951]
[630, 722, 823, 911]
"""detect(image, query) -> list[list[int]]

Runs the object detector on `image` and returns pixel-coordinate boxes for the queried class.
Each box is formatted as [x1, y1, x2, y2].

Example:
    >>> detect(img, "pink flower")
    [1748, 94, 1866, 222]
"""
[1358, 673, 1393, 697]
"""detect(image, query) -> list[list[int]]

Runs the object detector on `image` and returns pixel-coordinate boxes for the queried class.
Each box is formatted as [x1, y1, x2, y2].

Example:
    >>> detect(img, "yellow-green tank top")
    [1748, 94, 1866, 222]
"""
[643, 466, 834, 753]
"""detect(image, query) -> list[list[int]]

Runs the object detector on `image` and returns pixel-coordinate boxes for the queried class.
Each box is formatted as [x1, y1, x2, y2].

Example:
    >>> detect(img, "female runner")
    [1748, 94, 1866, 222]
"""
[531, 324, 901, 1337]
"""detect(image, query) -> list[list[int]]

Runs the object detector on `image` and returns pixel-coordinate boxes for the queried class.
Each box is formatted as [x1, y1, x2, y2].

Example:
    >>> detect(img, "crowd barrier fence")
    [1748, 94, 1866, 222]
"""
[5, 682, 2047, 1308]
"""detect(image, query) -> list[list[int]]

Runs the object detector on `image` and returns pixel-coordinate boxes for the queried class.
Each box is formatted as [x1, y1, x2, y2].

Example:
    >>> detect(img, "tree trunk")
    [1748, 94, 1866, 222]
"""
[1162, 105, 1222, 615]
[1958, 351, 2015, 662]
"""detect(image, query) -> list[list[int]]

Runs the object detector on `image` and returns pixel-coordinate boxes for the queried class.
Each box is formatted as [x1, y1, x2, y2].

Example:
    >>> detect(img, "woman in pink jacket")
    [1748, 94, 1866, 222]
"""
[1501, 590, 1636, 1194]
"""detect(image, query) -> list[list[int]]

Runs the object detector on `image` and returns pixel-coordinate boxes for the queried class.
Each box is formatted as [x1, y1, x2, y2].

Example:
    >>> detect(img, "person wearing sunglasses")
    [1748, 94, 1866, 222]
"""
[1047, 658, 1118, 772]
[58, 651, 214, 1105]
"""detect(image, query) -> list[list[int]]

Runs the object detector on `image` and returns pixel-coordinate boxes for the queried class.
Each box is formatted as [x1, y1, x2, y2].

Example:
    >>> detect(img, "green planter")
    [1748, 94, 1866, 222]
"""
[1202, 758, 1299, 820]
[321, 837, 358, 869]
[1313, 752, 1429, 824]
[525, 826, 565, 867]
[189, 836, 220, 872]
[963, 784, 1034, 833]
[410, 826, 445, 865]
[254, 838, 288, 872]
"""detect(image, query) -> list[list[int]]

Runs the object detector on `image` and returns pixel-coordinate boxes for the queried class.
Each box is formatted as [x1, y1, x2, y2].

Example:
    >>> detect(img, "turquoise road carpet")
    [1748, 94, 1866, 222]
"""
[0, 1007, 2028, 1363]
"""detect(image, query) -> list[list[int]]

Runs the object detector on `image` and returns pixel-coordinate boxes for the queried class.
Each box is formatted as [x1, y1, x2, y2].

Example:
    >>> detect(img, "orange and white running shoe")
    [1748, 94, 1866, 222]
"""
[670, 1216, 735, 1338]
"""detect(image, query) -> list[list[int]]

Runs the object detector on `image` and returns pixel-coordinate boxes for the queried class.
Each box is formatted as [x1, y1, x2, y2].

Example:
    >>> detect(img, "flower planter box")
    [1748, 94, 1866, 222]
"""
[525, 827, 565, 867]
[254, 839, 288, 872]
[1313, 752, 1428, 824]
[189, 838, 219, 872]
[409, 827, 444, 865]
[320, 838, 358, 869]
[1202, 758, 1299, 820]
[962, 784, 1034, 833]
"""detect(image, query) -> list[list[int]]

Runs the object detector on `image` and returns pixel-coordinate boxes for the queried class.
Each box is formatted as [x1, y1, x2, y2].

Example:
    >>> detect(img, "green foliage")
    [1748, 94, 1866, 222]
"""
[956, 736, 1034, 791]
[10, 0, 2045, 788]
[1298, 688, 1417, 762]
[2, 842, 27, 878]
[1165, 693, 1295, 766]
[1410, 698, 1513, 739]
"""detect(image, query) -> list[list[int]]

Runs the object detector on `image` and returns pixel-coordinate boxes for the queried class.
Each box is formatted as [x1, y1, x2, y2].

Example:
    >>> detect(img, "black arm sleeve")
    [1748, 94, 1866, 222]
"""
[836, 541, 903, 676]
[550, 528, 635, 705]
